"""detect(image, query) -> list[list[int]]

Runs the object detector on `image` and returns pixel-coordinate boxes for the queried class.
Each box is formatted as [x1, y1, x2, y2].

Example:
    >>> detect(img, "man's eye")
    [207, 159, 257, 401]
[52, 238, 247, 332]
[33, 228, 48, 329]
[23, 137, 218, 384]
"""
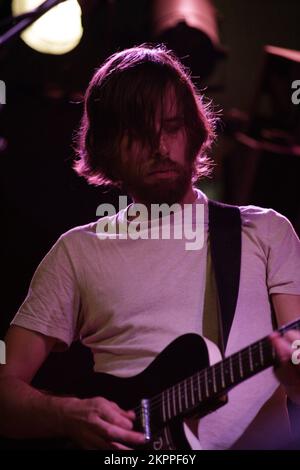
[165, 123, 181, 134]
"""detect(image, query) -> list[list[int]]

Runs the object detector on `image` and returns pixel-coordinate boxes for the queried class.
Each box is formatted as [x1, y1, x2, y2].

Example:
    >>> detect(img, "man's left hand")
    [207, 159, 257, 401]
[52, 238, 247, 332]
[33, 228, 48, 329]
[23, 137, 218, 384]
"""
[270, 331, 300, 405]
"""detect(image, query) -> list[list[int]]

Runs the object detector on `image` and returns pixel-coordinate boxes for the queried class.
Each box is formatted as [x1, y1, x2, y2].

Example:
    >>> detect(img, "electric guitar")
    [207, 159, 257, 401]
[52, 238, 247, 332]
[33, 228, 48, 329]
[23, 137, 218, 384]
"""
[1, 318, 300, 450]
[69, 317, 300, 450]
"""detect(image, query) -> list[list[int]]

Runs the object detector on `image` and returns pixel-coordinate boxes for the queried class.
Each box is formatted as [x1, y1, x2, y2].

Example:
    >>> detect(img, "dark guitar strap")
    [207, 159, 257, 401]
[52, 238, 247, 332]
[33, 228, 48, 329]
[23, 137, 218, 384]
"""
[171, 199, 242, 450]
[207, 199, 242, 351]
[206, 201, 300, 447]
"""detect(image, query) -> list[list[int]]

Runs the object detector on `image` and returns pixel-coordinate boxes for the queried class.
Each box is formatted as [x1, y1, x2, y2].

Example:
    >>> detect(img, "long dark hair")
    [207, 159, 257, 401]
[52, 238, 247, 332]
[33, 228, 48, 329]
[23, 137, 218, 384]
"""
[74, 44, 216, 186]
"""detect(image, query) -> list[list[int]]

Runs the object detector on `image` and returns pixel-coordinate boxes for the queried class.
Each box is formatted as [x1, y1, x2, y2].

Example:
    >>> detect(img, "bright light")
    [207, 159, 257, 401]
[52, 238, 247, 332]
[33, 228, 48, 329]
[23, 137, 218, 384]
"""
[12, 0, 83, 55]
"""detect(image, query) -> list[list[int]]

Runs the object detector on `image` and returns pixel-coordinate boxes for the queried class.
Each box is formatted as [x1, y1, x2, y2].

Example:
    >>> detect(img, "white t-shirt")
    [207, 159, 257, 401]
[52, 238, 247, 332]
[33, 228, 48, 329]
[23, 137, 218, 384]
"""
[12, 189, 300, 449]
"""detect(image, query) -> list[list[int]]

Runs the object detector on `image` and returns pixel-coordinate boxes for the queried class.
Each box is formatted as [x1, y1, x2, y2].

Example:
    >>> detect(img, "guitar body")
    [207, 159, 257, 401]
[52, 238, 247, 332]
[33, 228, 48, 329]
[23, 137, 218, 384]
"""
[75, 333, 213, 449]
[73, 333, 224, 449]
[0, 334, 223, 450]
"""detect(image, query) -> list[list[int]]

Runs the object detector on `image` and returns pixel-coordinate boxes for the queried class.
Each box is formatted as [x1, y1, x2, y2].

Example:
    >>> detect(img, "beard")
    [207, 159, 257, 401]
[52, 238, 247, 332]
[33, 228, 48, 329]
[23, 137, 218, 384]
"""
[122, 159, 193, 206]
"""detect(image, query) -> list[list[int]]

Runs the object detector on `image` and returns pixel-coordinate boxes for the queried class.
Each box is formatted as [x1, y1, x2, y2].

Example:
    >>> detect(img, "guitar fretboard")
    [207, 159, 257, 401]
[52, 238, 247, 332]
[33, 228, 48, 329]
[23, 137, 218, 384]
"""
[141, 318, 300, 434]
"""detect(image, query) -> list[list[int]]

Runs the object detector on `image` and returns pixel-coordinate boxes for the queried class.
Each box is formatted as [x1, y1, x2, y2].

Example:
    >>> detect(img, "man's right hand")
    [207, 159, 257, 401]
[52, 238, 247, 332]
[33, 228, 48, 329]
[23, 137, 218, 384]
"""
[59, 396, 146, 450]
[0, 326, 145, 449]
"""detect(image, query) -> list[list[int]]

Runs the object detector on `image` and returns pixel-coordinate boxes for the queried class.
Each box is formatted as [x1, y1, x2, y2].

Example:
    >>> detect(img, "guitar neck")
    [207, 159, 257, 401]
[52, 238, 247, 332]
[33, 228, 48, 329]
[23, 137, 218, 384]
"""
[146, 318, 300, 432]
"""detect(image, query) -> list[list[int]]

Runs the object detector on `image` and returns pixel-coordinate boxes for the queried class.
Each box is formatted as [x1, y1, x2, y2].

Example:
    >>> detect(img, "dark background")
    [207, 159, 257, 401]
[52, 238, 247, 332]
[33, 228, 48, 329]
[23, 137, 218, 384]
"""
[1, 0, 300, 337]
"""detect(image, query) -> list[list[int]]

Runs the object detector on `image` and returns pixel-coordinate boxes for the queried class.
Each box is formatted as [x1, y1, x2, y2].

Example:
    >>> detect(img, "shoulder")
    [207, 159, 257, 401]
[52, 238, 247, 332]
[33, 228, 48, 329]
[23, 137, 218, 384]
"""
[57, 211, 124, 250]
[239, 204, 296, 233]
[207, 198, 292, 236]
[58, 220, 99, 246]
[237, 205, 299, 255]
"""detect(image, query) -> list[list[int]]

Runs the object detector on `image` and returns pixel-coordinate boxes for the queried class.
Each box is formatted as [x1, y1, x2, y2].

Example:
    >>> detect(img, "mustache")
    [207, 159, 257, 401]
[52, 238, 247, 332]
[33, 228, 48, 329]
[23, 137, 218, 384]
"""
[147, 160, 181, 175]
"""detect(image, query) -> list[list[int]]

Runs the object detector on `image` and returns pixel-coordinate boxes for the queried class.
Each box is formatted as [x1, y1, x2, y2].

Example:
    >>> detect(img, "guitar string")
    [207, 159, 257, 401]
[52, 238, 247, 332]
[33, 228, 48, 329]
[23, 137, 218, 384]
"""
[138, 320, 300, 414]
[132, 338, 273, 418]
[134, 321, 300, 417]
[133, 321, 300, 420]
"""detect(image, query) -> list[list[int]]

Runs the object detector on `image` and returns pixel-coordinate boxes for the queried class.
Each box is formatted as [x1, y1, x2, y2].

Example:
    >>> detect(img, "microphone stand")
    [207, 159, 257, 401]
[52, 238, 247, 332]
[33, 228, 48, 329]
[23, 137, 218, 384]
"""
[0, 0, 67, 48]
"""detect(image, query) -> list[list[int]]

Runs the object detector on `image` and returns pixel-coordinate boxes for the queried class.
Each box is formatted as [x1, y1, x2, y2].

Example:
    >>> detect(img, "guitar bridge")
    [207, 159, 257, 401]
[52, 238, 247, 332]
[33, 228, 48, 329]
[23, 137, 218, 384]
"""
[140, 398, 151, 441]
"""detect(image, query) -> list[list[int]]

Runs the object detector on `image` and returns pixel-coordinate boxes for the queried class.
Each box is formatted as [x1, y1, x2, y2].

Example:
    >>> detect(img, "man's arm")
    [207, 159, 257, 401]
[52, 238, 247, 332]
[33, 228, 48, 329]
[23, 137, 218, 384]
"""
[271, 293, 300, 404]
[0, 325, 62, 438]
[0, 325, 145, 449]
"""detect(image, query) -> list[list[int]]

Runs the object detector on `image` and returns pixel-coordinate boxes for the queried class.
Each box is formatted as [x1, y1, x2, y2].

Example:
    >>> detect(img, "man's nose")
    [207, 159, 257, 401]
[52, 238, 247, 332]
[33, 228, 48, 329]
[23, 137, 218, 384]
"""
[156, 132, 169, 158]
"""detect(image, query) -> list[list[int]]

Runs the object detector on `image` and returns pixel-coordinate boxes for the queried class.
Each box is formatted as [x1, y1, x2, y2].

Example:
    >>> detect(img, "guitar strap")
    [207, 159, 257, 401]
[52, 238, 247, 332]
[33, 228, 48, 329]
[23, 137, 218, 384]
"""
[168, 199, 242, 450]
[205, 200, 300, 447]
[204, 199, 242, 352]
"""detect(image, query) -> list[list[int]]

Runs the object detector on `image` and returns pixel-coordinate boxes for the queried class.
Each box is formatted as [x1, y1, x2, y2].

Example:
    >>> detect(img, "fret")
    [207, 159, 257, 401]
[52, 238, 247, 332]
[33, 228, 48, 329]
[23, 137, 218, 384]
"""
[238, 351, 244, 378]
[249, 345, 254, 372]
[212, 365, 217, 393]
[190, 376, 195, 406]
[197, 372, 202, 402]
[229, 356, 234, 383]
[184, 379, 189, 409]
[231, 355, 237, 383]
[259, 340, 264, 366]
[204, 369, 209, 397]
[172, 385, 177, 417]
[223, 359, 230, 384]
[271, 344, 276, 360]
[178, 382, 183, 413]
[167, 388, 171, 419]
[220, 361, 226, 388]
[162, 391, 167, 423]
[253, 342, 263, 370]
[262, 340, 276, 365]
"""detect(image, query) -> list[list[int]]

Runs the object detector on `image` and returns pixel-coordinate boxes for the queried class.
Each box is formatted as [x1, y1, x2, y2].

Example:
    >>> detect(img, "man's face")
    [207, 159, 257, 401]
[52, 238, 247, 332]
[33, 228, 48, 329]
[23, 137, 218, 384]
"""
[118, 88, 193, 206]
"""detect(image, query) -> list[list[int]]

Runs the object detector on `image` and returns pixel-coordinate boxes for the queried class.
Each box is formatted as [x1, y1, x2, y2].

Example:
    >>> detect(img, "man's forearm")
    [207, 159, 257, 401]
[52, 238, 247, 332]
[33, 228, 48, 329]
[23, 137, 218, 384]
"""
[0, 376, 73, 439]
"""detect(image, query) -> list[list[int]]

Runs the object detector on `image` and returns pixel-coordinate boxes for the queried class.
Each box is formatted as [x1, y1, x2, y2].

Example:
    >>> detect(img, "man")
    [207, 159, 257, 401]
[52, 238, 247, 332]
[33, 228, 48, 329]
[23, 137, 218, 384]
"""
[0, 45, 300, 450]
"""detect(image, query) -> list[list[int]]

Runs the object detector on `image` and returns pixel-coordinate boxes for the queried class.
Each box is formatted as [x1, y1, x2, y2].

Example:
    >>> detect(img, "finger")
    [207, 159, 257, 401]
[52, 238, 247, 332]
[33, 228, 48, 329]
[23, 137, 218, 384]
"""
[271, 330, 300, 343]
[283, 330, 300, 343]
[98, 419, 145, 445]
[270, 334, 291, 363]
[125, 410, 136, 420]
[110, 402, 136, 420]
[99, 404, 135, 430]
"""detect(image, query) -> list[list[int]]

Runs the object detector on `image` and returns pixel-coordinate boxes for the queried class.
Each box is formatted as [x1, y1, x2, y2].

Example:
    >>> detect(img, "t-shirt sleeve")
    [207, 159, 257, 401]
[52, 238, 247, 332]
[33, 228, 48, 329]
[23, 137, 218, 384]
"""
[11, 236, 80, 349]
[266, 210, 300, 295]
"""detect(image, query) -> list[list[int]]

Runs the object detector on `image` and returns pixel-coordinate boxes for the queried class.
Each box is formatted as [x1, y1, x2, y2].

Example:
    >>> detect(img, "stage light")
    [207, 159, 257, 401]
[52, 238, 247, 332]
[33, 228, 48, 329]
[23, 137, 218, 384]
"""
[11, 0, 83, 55]
[152, 0, 225, 80]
